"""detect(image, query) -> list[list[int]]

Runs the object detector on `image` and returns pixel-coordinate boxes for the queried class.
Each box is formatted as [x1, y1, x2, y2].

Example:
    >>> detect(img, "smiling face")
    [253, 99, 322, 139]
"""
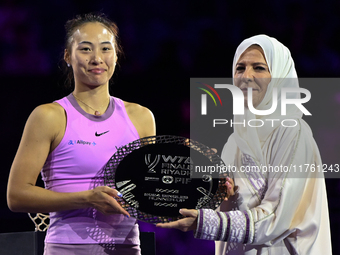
[234, 45, 271, 108]
[64, 22, 117, 88]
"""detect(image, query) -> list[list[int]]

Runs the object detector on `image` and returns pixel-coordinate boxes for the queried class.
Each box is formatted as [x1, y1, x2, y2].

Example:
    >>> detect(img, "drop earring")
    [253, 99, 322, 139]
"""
[67, 63, 70, 67]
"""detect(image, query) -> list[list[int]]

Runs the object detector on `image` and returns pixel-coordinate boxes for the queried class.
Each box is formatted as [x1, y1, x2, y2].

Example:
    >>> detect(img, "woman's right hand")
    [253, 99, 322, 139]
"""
[86, 186, 130, 217]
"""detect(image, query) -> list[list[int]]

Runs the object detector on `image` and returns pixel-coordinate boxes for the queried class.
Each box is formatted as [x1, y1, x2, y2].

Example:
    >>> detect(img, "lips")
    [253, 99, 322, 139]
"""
[88, 68, 105, 74]
[240, 87, 258, 92]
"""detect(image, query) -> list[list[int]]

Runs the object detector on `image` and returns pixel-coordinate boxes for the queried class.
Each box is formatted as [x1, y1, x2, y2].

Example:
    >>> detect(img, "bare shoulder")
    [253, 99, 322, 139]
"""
[29, 102, 65, 127]
[123, 101, 156, 138]
[26, 102, 66, 146]
[124, 101, 152, 116]
[33, 102, 64, 115]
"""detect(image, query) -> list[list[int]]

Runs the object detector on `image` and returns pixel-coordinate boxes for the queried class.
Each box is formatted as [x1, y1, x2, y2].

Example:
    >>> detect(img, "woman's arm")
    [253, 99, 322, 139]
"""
[156, 177, 236, 230]
[7, 103, 129, 216]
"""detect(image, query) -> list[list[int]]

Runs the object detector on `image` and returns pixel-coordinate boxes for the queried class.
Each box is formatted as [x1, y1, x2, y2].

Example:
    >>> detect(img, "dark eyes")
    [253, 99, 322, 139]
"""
[80, 47, 91, 51]
[255, 66, 266, 70]
[80, 47, 112, 51]
[235, 65, 267, 72]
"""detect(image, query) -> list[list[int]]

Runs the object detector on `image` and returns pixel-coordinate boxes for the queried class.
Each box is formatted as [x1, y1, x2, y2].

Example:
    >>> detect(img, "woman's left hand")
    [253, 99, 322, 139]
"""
[156, 209, 198, 232]
[223, 177, 236, 200]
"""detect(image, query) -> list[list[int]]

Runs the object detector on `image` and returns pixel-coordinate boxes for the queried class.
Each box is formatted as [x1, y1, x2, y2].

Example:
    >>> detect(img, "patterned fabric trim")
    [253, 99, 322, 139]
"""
[244, 210, 254, 243]
[244, 211, 250, 243]
[194, 209, 220, 240]
[216, 212, 224, 240]
[241, 154, 268, 201]
[228, 210, 246, 243]
[220, 212, 229, 241]
[194, 209, 254, 244]
[195, 208, 204, 238]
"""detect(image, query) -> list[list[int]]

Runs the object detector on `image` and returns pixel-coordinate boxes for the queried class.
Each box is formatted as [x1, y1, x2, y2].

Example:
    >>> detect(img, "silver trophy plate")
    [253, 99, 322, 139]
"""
[104, 135, 229, 224]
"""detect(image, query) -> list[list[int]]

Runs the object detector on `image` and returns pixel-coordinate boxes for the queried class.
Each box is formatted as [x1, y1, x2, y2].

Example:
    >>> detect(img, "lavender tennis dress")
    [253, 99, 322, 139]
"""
[41, 94, 141, 254]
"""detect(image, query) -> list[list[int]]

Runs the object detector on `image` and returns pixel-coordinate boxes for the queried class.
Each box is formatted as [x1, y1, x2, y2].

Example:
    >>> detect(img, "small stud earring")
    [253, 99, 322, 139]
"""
[67, 63, 70, 67]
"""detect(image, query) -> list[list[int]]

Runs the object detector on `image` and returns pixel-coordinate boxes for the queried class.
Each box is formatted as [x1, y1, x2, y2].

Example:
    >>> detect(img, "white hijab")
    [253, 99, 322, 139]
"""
[228, 34, 303, 165]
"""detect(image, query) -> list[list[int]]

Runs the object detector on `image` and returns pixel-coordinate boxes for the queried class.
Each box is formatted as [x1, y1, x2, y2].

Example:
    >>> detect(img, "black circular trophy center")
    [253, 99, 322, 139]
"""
[104, 135, 229, 224]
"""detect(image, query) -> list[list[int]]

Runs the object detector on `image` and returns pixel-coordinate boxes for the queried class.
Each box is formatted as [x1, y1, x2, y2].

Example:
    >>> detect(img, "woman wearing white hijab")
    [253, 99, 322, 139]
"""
[157, 35, 332, 254]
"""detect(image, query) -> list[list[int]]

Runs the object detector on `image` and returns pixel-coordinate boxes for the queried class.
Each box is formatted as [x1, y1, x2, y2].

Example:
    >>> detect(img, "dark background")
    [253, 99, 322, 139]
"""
[1, 0, 340, 254]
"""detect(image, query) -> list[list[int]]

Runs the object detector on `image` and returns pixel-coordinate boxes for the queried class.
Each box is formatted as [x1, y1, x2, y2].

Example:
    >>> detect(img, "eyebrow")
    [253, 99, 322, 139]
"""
[236, 62, 268, 66]
[78, 41, 113, 45]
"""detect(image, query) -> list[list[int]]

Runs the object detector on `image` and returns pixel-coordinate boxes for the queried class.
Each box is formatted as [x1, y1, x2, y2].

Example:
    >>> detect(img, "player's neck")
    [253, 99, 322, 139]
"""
[72, 86, 110, 115]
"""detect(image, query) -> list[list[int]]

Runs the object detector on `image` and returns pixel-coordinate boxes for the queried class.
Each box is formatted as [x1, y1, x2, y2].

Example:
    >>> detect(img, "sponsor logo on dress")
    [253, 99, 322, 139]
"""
[68, 140, 97, 146]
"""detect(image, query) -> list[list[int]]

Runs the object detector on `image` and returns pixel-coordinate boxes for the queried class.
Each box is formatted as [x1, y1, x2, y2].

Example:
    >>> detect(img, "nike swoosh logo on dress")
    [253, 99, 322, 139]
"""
[95, 131, 110, 136]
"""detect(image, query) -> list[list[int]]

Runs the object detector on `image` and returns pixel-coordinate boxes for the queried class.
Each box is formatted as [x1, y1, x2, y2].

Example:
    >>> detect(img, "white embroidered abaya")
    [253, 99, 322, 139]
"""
[194, 35, 332, 255]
